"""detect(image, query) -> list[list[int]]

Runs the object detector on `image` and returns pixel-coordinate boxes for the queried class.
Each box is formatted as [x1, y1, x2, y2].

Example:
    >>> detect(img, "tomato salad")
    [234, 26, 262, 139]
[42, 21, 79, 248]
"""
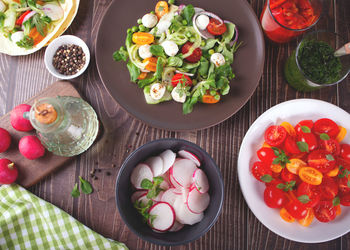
[113, 1, 240, 114]
[251, 118, 350, 225]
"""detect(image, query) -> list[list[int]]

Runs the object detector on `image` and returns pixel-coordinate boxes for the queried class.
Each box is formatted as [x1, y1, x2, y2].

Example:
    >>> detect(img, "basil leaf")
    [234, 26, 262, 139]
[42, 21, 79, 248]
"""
[71, 183, 80, 198]
[141, 179, 153, 189]
[297, 141, 309, 152]
[260, 174, 274, 183]
[326, 154, 335, 161]
[320, 133, 330, 140]
[272, 158, 280, 164]
[150, 45, 165, 57]
[276, 183, 285, 189]
[79, 176, 93, 194]
[126, 61, 141, 83]
[301, 126, 311, 133]
[333, 196, 340, 207]
[297, 195, 310, 204]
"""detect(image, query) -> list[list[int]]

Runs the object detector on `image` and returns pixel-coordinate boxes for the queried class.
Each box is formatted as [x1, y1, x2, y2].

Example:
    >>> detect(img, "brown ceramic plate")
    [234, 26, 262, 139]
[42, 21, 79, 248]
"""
[96, 0, 264, 131]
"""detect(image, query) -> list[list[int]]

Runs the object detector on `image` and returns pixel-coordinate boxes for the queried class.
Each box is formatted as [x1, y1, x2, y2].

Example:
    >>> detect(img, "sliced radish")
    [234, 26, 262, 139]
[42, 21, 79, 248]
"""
[187, 187, 210, 214]
[145, 156, 164, 177]
[192, 169, 209, 193]
[178, 150, 201, 167]
[159, 179, 170, 190]
[137, 193, 150, 206]
[160, 149, 176, 174]
[169, 221, 184, 232]
[42, 4, 64, 21]
[148, 202, 175, 232]
[152, 191, 164, 202]
[131, 190, 147, 204]
[173, 198, 204, 225]
[171, 159, 197, 188]
[181, 187, 189, 203]
[173, 187, 183, 195]
[130, 163, 153, 189]
[161, 188, 180, 207]
[169, 168, 183, 189]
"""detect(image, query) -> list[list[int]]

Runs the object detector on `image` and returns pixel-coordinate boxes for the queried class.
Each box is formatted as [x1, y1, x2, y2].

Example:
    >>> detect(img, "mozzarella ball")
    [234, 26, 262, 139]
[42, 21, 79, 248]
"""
[196, 14, 210, 30]
[150, 83, 166, 100]
[138, 44, 152, 59]
[161, 41, 179, 57]
[210, 53, 226, 67]
[142, 13, 158, 28]
[171, 86, 187, 103]
[11, 31, 25, 44]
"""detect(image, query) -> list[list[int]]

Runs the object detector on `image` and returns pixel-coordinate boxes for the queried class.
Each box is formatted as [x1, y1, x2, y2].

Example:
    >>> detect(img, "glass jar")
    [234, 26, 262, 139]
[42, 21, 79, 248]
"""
[29, 96, 99, 157]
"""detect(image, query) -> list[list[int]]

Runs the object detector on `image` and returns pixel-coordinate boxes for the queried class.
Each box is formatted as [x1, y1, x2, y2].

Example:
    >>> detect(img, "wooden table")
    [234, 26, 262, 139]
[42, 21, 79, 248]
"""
[1, 0, 349, 249]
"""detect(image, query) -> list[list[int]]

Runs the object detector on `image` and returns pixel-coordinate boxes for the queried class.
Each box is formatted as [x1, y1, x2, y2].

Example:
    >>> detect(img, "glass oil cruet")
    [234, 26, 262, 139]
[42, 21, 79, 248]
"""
[27, 96, 99, 157]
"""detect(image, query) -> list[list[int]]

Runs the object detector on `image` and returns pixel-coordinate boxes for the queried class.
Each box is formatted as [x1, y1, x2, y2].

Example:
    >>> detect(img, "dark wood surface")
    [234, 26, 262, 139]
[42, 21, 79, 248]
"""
[0, 0, 349, 249]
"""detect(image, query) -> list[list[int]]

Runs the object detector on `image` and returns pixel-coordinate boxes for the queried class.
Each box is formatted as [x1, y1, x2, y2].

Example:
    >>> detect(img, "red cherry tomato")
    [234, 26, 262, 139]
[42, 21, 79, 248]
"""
[313, 118, 340, 138]
[297, 182, 320, 208]
[257, 147, 276, 165]
[264, 186, 287, 208]
[308, 150, 336, 174]
[181, 42, 202, 63]
[319, 177, 338, 200]
[338, 176, 350, 194]
[295, 120, 314, 135]
[265, 178, 283, 188]
[284, 136, 301, 154]
[320, 139, 340, 156]
[171, 73, 192, 87]
[314, 201, 336, 222]
[264, 125, 288, 147]
[207, 18, 227, 36]
[281, 168, 299, 183]
[340, 193, 350, 206]
[298, 132, 318, 152]
[285, 200, 308, 220]
[251, 161, 272, 182]
[340, 144, 350, 164]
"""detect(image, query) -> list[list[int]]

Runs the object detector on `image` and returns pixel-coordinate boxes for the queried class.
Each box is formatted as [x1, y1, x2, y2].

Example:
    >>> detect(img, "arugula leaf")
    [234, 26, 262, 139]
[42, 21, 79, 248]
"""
[297, 195, 310, 204]
[301, 126, 311, 133]
[113, 46, 128, 62]
[260, 174, 274, 183]
[16, 36, 34, 49]
[333, 196, 340, 207]
[79, 176, 93, 194]
[126, 61, 141, 83]
[181, 4, 195, 25]
[150, 45, 165, 57]
[297, 141, 309, 152]
[71, 183, 80, 198]
[320, 133, 330, 140]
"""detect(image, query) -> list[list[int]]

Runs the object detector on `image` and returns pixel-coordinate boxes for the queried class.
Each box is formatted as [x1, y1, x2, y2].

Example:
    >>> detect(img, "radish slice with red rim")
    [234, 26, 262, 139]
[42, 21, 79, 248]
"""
[174, 198, 204, 225]
[152, 191, 164, 202]
[131, 190, 148, 204]
[145, 156, 163, 177]
[169, 221, 184, 232]
[187, 186, 210, 214]
[161, 188, 181, 207]
[130, 163, 153, 189]
[169, 169, 183, 189]
[171, 159, 197, 188]
[193, 169, 209, 193]
[137, 193, 150, 206]
[148, 202, 175, 232]
[178, 150, 201, 167]
[160, 149, 176, 174]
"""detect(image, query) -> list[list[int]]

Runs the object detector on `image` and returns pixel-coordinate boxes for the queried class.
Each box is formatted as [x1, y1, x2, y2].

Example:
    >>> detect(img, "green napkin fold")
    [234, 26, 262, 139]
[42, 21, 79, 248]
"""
[0, 184, 128, 250]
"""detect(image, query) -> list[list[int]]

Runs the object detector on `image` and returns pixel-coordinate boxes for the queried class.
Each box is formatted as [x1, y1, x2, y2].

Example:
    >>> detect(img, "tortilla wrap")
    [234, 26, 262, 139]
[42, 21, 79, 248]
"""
[0, 0, 80, 56]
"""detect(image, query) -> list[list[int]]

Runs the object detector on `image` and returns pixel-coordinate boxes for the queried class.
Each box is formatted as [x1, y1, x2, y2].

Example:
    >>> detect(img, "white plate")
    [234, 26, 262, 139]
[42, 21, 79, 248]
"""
[238, 99, 350, 243]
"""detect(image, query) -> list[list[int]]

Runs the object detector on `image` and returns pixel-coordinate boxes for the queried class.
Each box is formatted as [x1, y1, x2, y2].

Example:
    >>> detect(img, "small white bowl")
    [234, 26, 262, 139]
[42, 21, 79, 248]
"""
[44, 35, 90, 80]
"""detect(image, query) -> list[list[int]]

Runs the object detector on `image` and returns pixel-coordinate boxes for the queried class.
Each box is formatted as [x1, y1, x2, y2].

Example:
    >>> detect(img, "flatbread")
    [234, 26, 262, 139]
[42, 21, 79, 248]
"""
[0, 0, 79, 56]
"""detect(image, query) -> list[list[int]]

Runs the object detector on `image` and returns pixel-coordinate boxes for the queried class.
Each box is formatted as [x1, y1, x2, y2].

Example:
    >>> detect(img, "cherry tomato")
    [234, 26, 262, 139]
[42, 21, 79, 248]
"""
[171, 73, 192, 87]
[285, 200, 308, 220]
[181, 42, 202, 63]
[340, 193, 350, 206]
[284, 136, 301, 154]
[338, 176, 350, 194]
[320, 139, 340, 156]
[319, 177, 338, 200]
[207, 18, 227, 36]
[340, 144, 350, 164]
[297, 182, 320, 208]
[264, 186, 287, 208]
[298, 167, 323, 185]
[286, 158, 307, 175]
[308, 150, 336, 174]
[313, 118, 340, 138]
[280, 207, 295, 222]
[132, 32, 155, 45]
[298, 132, 318, 151]
[298, 208, 315, 227]
[295, 120, 314, 135]
[155, 1, 169, 19]
[257, 147, 276, 165]
[265, 178, 283, 188]
[281, 168, 299, 183]
[314, 201, 336, 222]
[251, 161, 272, 182]
[264, 125, 288, 147]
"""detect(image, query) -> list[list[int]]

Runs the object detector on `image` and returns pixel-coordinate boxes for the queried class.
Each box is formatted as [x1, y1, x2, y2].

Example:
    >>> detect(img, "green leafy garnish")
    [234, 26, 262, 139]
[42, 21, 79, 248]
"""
[338, 166, 348, 178]
[320, 133, 330, 140]
[16, 36, 34, 49]
[277, 181, 296, 192]
[0, 12, 5, 29]
[134, 199, 154, 222]
[167, 56, 183, 67]
[79, 176, 93, 194]
[32, 14, 51, 37]
[113, 46, 128, 62]
[333, 196, 340, 207]
[150, 45, 166, 57]
[301, 126, 311, 133]
[272, 147, 290, 167]
[71, 183, 80, 198]
[181, 4, 195, 25]
[260, 174, 274, 183]
[141, 179, 153, 189]
[126, 61, 141, 83]
[140, 177, 164, 199]
[297, 141, 309, 152]
[297, 195, 310, 204]
[326, 154, 335, 161]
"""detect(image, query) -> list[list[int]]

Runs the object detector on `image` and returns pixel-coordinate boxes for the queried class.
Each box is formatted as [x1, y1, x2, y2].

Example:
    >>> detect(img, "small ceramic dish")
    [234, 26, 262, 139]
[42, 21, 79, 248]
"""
[44, 35, 90, 80]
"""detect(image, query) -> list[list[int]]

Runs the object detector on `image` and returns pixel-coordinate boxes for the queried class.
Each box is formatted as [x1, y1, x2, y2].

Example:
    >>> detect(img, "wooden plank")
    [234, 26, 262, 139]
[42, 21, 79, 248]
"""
[0, 81, 80, 187]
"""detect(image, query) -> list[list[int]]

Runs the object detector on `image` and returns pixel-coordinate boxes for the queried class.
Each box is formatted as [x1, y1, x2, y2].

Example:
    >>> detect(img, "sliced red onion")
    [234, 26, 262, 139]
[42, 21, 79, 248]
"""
[200, 11, 224, 24]
[194, 7, 204, 14]
[175, 70, 194, 77]
[176, 4, 186, 14]
[192, 13, 214, 40]
[22, 10, 36, 24]
[224, 20, 239, 46]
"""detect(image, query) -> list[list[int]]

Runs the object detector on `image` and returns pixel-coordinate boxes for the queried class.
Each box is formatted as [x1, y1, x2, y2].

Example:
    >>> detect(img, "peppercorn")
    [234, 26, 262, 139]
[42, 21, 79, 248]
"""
[52, 44, 86, 76]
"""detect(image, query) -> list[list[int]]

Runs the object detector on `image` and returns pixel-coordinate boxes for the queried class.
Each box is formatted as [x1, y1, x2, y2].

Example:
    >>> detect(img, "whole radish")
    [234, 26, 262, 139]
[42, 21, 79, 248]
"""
[10, 104, 33, 132]
[19, 136, 45, 160]
[0, 128, 11, 153]
[0, 158, 18, 184]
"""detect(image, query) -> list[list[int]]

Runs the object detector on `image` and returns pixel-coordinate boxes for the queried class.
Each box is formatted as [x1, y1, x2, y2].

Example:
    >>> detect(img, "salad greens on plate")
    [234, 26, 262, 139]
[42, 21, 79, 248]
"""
[113, 1, 241, 114]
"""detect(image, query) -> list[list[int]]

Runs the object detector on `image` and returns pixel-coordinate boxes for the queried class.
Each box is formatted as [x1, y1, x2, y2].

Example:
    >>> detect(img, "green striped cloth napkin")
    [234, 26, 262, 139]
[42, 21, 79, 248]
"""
[0, 184, 128, 250]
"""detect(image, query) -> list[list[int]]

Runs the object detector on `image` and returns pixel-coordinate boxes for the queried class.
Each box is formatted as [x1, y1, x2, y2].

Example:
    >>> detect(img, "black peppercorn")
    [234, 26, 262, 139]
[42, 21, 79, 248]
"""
[52, 44, 86, 76]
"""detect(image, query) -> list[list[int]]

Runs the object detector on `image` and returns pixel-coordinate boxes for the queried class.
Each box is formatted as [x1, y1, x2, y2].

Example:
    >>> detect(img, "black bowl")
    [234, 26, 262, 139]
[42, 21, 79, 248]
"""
[115, 138, 224, 246]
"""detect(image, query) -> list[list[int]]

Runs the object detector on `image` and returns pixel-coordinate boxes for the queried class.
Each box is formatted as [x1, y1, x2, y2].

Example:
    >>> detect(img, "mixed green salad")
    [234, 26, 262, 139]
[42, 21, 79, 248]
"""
[113, 1, 241, 114]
